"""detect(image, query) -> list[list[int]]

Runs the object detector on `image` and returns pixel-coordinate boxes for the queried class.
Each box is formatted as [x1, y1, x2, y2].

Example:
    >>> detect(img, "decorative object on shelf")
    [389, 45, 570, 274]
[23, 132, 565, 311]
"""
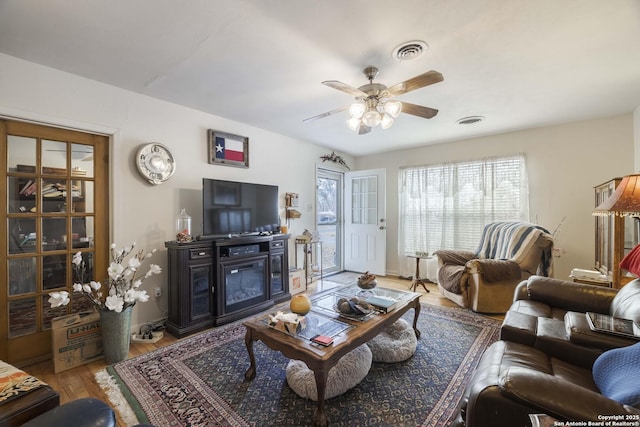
[320, 151, 351, 170]
[135, 142, 176, 185]
[295, 229, 313, 244]
[207, 129, 249, 168]
[286, 209, 302, 219]
[304, 66, 443, 135]
[176, 208, 193, 242]
[48, 242, 162, 364]
[285, 192, 301, 222]
[290, 294, 312, 315]
[285, 192, 299, 207]
[357, 271, 377, 291]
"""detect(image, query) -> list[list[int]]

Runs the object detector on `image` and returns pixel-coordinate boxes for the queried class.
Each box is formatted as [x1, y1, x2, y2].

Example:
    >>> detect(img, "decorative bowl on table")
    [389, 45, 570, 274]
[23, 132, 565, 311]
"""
[357, 272, 377, 295]
[334, 297, 374, 318]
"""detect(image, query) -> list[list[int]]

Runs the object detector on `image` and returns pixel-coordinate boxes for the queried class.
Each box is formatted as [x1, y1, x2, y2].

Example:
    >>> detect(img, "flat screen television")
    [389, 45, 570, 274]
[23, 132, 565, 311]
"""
[202, 178, 280, 237]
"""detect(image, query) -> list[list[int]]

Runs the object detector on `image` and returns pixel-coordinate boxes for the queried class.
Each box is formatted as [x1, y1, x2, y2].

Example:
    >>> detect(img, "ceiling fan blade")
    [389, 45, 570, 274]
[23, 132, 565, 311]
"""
[358, 123, 371, 135]
[303, 105, 348, 122]
[400, 102, 439, 119]
[387, 70, 443, 96]
[322, 80, 368, 97]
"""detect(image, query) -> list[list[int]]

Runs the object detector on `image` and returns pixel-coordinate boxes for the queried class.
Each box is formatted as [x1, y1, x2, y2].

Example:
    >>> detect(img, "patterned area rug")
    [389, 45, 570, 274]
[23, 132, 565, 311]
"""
[96, 304, 499, 427]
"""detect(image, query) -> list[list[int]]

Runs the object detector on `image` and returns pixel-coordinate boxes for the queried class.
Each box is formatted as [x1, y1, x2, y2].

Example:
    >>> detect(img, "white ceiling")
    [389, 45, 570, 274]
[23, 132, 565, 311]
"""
[1, 0, 639, 156]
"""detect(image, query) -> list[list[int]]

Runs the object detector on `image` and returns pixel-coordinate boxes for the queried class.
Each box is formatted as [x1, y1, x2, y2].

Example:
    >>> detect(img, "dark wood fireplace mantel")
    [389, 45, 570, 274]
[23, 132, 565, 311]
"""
[165, 234, 290, 338]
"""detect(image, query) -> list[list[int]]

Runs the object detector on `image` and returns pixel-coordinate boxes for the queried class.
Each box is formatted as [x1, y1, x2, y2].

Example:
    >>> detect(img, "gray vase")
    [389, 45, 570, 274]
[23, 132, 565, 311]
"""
[100, 306, 132, 364]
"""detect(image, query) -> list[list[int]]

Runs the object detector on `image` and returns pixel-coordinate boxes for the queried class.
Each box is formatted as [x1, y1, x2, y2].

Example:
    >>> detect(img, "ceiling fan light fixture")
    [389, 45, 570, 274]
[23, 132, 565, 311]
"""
[362, 110, 381, 127]
[383, 100, 402, 118]
[349, 101, 365, 119]
[347, 117, 361, 131]
[380, 114, 394, 129]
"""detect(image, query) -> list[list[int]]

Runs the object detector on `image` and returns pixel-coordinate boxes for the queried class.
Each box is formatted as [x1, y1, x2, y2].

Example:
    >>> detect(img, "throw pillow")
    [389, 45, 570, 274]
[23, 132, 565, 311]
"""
[592, 342, 640, 407]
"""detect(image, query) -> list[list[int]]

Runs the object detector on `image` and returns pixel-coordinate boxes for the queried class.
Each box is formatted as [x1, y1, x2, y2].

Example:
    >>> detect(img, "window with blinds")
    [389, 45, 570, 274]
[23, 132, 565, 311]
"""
[399, 154, 529, 255]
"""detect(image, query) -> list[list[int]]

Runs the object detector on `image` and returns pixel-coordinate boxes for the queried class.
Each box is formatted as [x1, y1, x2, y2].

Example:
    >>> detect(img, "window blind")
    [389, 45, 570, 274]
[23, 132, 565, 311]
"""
[399, 154, 529, 255]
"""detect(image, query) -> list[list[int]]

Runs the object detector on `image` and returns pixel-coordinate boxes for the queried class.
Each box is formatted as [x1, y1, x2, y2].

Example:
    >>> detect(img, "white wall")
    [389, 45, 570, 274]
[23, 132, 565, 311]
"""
[355, 114, 635, 281]
[635, 106, 640, 171]
[0, 53, 353, 328]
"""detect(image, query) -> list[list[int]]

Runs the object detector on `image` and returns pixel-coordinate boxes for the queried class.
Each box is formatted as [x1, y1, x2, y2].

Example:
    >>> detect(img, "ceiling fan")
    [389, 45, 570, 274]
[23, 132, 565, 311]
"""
[304, 66, 443, 134]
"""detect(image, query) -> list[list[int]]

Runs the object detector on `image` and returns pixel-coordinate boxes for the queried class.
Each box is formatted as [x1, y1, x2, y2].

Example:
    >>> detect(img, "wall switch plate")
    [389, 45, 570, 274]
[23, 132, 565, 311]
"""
[154, 287, 161, 297]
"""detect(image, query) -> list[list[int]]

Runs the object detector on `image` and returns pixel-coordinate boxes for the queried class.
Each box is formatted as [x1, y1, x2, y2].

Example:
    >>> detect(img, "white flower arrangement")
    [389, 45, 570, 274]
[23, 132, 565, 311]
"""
[48, 242, 162, 313]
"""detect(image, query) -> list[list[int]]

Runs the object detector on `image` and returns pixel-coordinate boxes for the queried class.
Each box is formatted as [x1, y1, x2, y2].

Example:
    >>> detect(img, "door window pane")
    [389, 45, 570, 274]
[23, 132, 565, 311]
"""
[8, 257, 37, 295]
[9, 298, 37, 338]
[351, 176, 377, 225]
[9, 217, 36, 254]
[43, 295, 67, 330]
[76, 180, 93, 213]
[7, 135, 36, 172]
[42, 140, 67, 171]
[73, 217, 92, 249]
[8, 176, 37, 213]
[42, 217, 67, 250]
[42, 178, 67, 213]
[43, 254, 67, 290]
[71, 143, 94, 178]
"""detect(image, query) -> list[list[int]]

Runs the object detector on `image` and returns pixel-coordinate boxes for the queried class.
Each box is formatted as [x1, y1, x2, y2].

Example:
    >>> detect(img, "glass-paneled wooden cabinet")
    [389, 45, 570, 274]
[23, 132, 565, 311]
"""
[1, 120, 109, 366]
[594, 178, 638, 289]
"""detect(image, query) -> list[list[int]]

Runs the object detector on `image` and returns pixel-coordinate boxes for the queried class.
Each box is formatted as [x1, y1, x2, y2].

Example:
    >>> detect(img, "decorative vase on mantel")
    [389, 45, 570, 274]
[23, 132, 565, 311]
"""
[99, 306, 132, 364]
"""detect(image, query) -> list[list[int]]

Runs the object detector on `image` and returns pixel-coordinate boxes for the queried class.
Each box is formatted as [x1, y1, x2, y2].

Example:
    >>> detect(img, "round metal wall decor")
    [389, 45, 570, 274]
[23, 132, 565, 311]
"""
[135, 142, 175, 185]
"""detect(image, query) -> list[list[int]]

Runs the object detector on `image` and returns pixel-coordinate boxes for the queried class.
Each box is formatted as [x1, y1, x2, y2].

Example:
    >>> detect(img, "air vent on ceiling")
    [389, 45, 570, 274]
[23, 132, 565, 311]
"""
[392, 41, 428, 61]
[457, 116, 485, 125]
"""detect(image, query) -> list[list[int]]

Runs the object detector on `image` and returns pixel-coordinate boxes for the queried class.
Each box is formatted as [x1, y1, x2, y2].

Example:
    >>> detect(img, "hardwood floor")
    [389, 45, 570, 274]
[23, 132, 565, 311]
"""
[23, 274, 498, 426]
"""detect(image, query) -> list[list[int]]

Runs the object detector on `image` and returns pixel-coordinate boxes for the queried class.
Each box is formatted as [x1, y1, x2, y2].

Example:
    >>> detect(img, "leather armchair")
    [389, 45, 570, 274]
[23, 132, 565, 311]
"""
[434, 221, 554, 313]
[452, 340, 640, 427]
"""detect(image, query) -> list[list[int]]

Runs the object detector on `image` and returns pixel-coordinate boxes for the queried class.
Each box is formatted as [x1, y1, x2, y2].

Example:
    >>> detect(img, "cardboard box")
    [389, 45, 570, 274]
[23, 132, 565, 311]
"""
[51, 311, 103, 373]
[289, 269, 306, 295]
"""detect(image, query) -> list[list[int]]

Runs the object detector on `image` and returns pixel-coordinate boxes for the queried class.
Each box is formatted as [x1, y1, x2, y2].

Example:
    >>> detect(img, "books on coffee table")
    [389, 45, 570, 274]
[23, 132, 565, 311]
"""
[364, 295, 398, 313]
[586, 312, 640, 340]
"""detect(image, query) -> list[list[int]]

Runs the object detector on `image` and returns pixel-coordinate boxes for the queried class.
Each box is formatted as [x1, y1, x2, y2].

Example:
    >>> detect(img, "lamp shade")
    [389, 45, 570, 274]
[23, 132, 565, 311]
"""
[362, 110, 381, 127]
[347, 117, 360, 131]
[380, 114, 394, 129]
[383, 100, 402, 118]
[349, 102, 365, 119]
[593, 174, 640, 216]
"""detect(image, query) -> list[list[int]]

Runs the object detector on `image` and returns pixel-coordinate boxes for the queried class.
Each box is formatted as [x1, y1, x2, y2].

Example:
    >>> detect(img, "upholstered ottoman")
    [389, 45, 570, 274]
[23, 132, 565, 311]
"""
[286, 344, 372, 400]
[367, 319, 418, 363]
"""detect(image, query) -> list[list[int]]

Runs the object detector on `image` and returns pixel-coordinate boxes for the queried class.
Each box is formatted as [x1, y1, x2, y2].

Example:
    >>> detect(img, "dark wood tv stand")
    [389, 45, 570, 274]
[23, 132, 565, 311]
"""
[165, 234, 290, 338]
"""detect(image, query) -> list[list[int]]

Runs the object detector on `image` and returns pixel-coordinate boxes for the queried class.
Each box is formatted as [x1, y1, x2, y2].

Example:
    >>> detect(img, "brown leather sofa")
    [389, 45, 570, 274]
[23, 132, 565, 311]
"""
[452, 276, 640, 427]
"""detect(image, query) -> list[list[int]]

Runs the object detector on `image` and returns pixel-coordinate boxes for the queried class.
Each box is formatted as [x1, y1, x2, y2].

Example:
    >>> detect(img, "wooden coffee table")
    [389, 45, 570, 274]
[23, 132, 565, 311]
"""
[243, 286, 421, 427]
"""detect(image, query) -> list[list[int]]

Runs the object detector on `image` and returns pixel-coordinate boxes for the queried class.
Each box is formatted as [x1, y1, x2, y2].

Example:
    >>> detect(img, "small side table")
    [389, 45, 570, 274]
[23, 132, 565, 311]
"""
[408, 254, 430, 293]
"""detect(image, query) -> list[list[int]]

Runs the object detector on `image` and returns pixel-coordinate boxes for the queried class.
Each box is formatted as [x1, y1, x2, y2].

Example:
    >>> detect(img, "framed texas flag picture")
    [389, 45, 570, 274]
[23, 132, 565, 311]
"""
[207, 129, 249, 168]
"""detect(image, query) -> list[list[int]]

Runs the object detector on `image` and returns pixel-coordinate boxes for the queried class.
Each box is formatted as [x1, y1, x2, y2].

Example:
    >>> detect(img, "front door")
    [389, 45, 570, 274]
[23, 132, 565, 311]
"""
[344, 168, 386, 276]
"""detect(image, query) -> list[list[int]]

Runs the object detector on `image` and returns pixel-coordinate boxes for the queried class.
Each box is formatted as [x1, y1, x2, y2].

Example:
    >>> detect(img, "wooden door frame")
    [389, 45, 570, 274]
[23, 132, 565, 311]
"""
[0, 119, 109, 365]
